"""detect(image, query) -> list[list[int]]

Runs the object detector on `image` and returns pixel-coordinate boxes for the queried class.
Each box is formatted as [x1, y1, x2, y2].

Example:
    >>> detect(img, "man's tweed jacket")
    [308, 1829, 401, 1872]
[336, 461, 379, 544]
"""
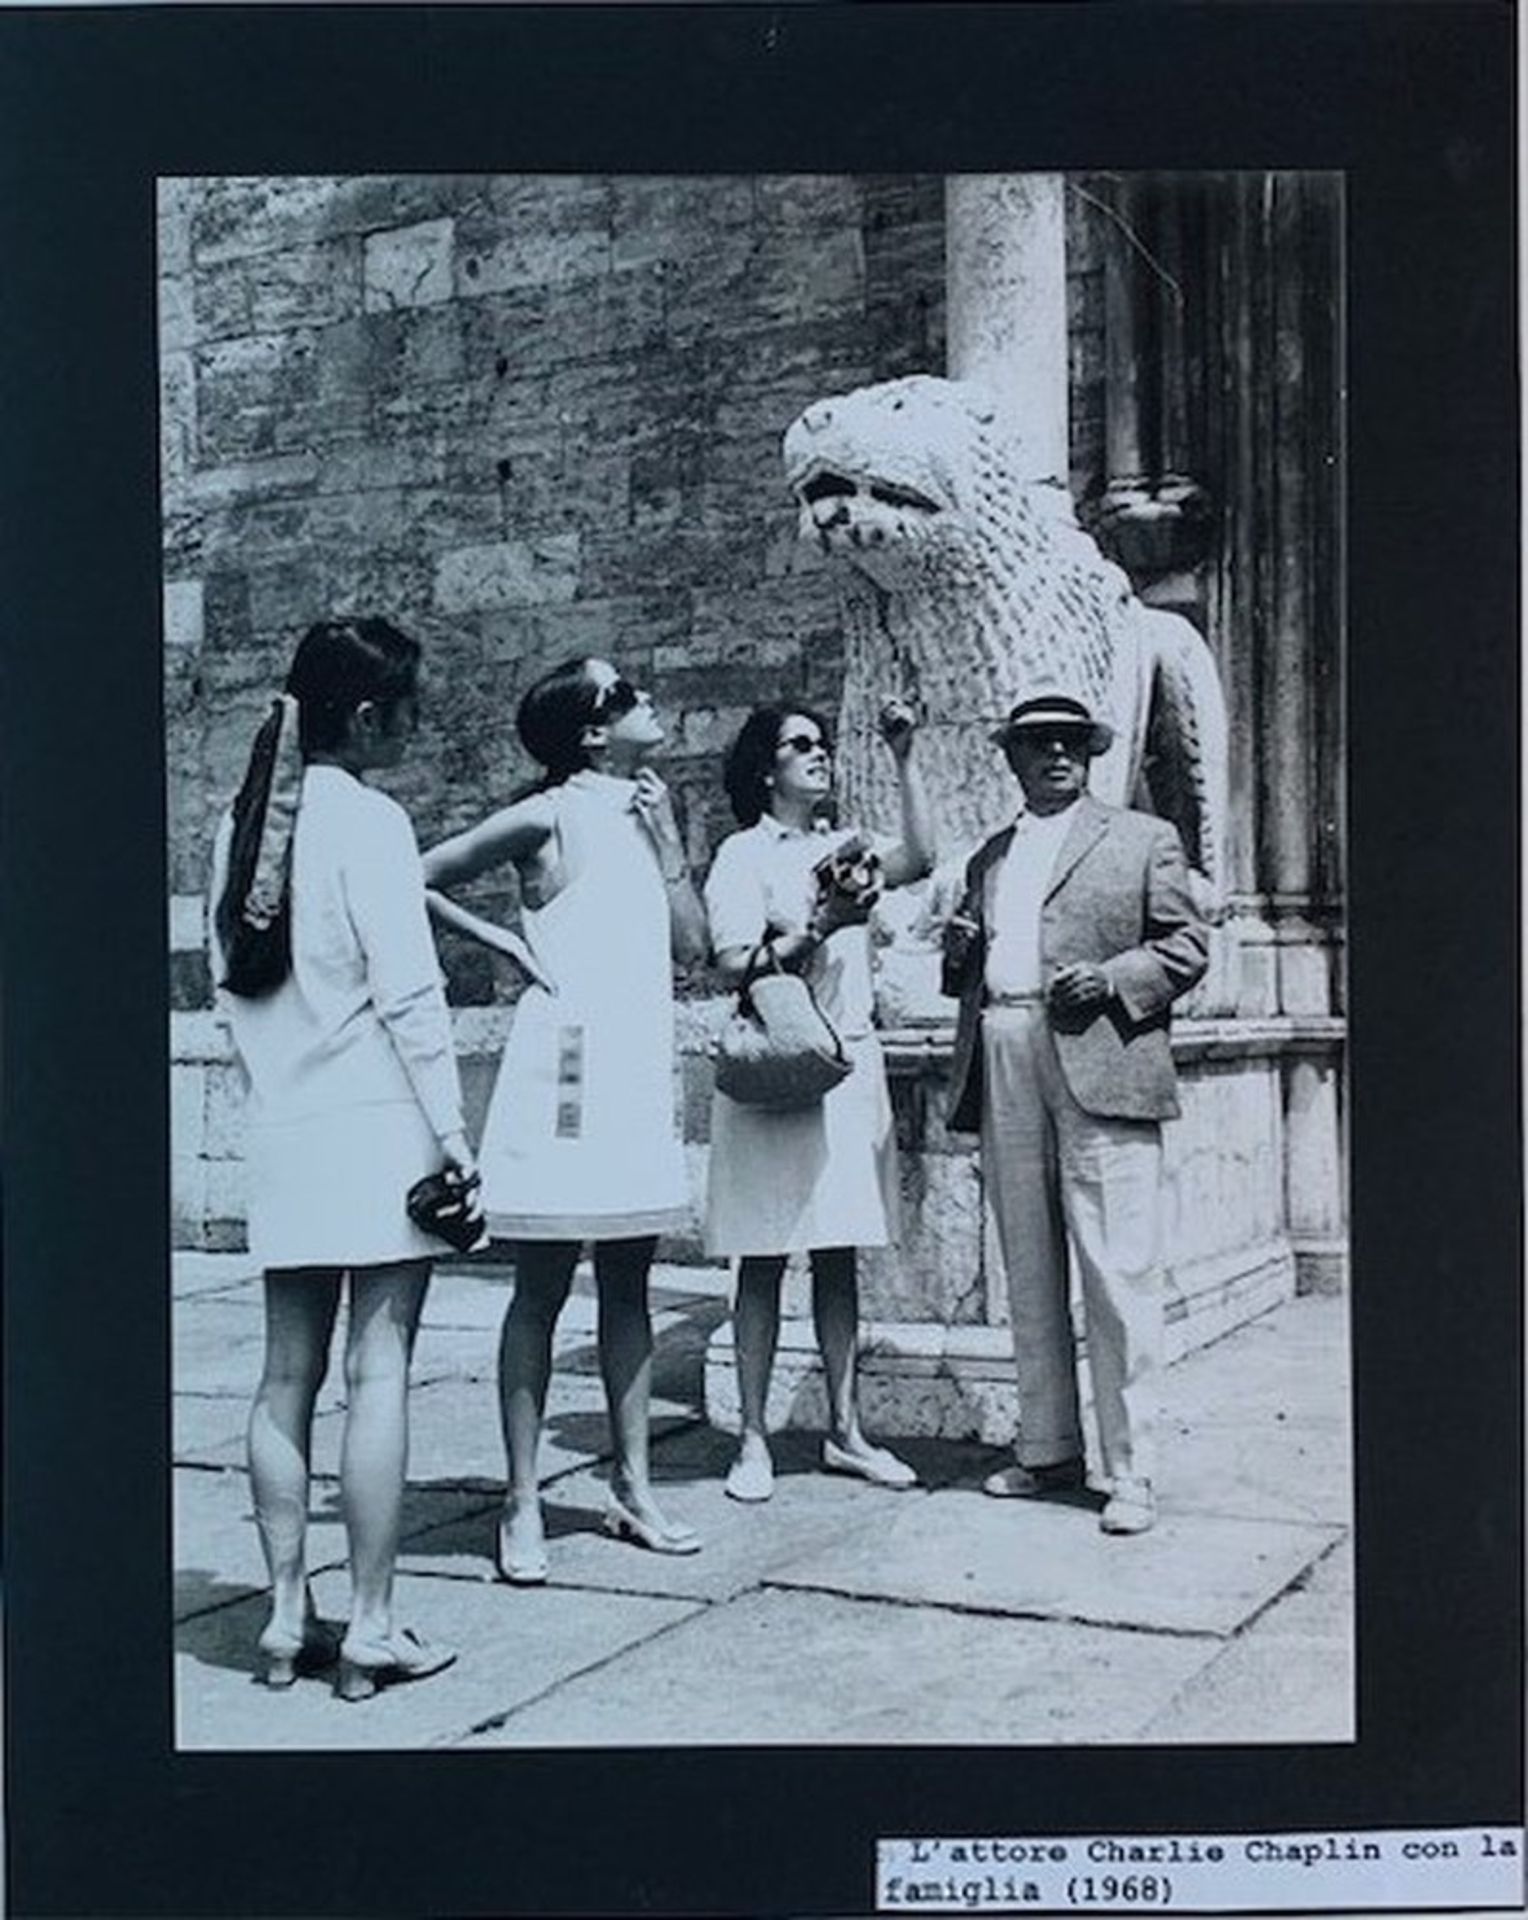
[942, 795, 1209, 1132]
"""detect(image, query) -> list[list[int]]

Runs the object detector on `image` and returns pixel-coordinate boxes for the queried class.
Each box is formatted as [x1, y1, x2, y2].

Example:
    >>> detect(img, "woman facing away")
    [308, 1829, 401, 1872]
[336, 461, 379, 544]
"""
[422, 656, 709, 1582]
[704, 698, 935, 1502]
[209, 617, 475, 1702]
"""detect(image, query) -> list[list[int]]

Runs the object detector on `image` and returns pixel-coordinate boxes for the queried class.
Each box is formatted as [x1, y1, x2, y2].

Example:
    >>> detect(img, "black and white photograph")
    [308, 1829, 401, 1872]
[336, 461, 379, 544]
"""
[3, 6, 1519, 1915]
[165, 168, 1353, 1751]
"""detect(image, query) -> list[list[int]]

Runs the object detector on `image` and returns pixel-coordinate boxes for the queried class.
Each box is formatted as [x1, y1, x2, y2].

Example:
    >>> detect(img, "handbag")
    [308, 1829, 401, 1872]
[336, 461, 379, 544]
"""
[406, 1168, 487, 1254]
[713, 944, 854, 1111]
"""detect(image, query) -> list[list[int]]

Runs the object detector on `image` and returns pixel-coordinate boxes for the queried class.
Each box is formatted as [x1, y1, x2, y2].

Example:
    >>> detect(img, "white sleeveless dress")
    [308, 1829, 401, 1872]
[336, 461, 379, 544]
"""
[477, 771, 688, 1241]
[702, 817, 902, 1257]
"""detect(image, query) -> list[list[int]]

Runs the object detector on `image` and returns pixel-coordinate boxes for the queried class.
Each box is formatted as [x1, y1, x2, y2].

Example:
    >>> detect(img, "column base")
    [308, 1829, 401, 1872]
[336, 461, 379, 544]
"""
[1293, 1237, 1349, 1296]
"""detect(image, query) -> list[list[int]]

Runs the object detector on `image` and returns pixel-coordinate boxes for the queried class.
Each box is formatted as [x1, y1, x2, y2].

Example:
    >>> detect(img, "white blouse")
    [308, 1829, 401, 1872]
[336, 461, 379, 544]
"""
[704, 816, 884, 1040]
[209, 765, 464, 1141]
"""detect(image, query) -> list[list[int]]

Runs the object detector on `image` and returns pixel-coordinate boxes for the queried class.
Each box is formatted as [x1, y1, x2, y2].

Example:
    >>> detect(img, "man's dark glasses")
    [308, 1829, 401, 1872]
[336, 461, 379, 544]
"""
[1011, 729, 1091, 755]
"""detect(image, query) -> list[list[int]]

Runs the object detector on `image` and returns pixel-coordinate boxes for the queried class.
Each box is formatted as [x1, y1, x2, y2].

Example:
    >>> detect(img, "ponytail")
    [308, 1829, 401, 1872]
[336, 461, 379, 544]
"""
[214, 693, 304, 997]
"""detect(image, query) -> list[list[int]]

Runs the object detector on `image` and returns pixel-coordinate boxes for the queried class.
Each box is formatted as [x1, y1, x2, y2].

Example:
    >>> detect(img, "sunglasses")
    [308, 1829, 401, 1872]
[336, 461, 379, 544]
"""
[1010, 729, 1091, 755]
[778, 732, 829, 757]
[591, 676, 643, 720]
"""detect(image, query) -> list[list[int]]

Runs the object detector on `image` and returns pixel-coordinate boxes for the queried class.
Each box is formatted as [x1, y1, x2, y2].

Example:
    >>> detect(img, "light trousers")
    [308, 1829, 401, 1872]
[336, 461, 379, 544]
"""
[980, 1004, 1165, 1487]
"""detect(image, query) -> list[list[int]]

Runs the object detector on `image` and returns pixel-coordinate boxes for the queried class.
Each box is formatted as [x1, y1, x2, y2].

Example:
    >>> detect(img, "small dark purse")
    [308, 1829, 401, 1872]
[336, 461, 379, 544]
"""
[713, 944, 854, 1111]
[406, 1168, 487, 1254]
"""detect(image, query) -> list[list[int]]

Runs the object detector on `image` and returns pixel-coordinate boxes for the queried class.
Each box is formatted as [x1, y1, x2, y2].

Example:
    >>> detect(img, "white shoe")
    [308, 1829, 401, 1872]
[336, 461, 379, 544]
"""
[822, 1437, 918, 1489]
[1100, 1482, 1156, 1534]
[725, 1446, 775, 1503]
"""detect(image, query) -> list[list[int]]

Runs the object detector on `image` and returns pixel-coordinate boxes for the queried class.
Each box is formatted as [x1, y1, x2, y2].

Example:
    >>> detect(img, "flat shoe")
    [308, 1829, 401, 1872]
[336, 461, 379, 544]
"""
[981, 1457, 1086, 1500]
[1100, 1485, 1156, 1535]
[604, 1494, 701, 1556]
[822, 1438, 918, 1489]
[495, 1510, 549, 1586]
[257, 1615, 340, 1690]
[724, 1450, 775, 1503]
[334, 1626, 457, 1703]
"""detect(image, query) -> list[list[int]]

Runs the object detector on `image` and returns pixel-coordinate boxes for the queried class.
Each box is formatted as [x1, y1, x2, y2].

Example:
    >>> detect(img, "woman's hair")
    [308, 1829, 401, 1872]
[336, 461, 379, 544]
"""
[722, 703, 835, 827]
[284, 616, 421, 755]
[214, 617, 422, 997]
[514, 656, 606, 792]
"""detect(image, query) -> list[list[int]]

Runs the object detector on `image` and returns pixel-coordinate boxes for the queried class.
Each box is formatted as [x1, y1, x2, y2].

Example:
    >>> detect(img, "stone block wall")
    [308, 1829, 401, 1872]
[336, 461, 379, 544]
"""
[162, 172, 951, 1021]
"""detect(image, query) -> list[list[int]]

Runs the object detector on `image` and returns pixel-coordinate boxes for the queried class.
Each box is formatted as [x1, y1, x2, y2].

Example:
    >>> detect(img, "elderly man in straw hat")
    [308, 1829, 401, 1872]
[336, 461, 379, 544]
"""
[941, 693, 1209, 1534]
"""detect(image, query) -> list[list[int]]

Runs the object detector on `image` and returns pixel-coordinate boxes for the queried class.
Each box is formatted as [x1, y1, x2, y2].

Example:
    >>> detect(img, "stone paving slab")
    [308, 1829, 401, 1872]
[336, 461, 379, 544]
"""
[767, 1486, 1342, 1638]
[421, 1266, 517, 1331]
[403, 1258, 729, 1330]
[175, 1567, 701, 1751]
[1165, 1417, 1351, 1529]
[1139, 1634, 1354, 1743]
[170, 1252, 728, 1320]
[170, 1310, 691, 1417]
[170, 1268, 1353, 1751]
[175, 1393, 256, 1465]
[513, 1424, 1000, 1604]
[405, 1373, 702, 1492]
[172, 1252, 261, 1300]
[176, 1370, 699, 1481]
[173, 1465, 496, 1624]
[1166, 1311, 1350, 1430]
[1136, 1536, 1354, 1742]
[1143, 1293, 1351, 1528]
[1246, 1534, 1353, 1638]
[408, 1322, 503, 1388]
[466, 1587, 1218, 1747]
[172, 1297, 267, 1394]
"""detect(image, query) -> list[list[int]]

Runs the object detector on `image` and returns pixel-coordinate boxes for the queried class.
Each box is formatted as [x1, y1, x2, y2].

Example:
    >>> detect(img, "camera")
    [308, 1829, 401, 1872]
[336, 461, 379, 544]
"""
[813, 834, 882, 913]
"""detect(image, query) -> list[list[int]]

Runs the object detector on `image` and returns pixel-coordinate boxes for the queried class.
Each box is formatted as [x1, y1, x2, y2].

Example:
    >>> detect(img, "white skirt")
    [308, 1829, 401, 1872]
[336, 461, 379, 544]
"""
[246, 1099, 445, 1270]
[478, 983, 688, 1242]
[704, 1034, 901, 1257]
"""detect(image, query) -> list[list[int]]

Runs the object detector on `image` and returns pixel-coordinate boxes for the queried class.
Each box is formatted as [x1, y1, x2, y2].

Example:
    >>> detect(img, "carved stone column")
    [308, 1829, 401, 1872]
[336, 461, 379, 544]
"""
[945, 174, 1068, 485]
[1090, 175, 1215, 618]
[1198, 172, 1346, 1289]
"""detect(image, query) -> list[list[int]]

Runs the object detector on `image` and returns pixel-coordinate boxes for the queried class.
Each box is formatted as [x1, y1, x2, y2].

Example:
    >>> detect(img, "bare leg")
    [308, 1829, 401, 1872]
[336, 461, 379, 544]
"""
[728, 1256, 786, 1495]
[340, 1258, 431, 1645]
[248, 1268, 341, 1644]
[810, 1246, 863, 1449]
[734, 1255, 786, 1439]
[498, 1242, 577, 1571]
[812, 1247, 917, 1487]
[594, 1236, 665, 1520]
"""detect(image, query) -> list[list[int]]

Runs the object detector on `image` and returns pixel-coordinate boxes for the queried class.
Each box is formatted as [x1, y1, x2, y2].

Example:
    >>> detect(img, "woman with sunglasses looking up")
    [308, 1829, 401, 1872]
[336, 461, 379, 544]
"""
[422, 657, 708, 1579]
[704, 699, 935, 1502]
[209, 617, 471, 1702]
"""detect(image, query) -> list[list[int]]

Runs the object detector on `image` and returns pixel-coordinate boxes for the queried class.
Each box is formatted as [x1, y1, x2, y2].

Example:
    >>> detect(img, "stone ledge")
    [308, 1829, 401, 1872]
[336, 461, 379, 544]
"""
[704, 1238, 1296, 1443]
[879, 1017, 1346, 1075]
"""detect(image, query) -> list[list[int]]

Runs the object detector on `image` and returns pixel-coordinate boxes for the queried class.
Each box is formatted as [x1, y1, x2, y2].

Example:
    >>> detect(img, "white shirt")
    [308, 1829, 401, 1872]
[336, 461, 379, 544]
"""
[704, 816, 883, 1039]
[984, 802, 1079, 998]
[209, 764, 464, 1140]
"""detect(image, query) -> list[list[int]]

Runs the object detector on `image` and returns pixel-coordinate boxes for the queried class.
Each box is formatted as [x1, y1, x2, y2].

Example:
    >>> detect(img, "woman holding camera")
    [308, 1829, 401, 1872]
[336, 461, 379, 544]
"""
[209, 618, 473, 1701]
[704, 700, 935, 1501]
[422, 656, 708, 1581]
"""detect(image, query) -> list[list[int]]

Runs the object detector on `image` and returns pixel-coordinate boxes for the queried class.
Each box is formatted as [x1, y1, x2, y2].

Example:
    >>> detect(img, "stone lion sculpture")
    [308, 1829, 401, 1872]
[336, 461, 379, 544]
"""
[782, 375, 1229, 916]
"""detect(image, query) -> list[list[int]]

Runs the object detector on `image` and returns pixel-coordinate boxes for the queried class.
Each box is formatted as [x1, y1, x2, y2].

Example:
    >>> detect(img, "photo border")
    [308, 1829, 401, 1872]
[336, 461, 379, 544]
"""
[2, 6, 1519, 1915]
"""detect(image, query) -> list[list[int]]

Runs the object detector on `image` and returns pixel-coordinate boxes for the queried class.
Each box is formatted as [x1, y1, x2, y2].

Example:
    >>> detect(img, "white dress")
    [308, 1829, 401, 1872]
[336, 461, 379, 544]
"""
[477, 771, 688, 1241]
[703, 817, 901, 1257]
[209, 765, 465, 1270]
